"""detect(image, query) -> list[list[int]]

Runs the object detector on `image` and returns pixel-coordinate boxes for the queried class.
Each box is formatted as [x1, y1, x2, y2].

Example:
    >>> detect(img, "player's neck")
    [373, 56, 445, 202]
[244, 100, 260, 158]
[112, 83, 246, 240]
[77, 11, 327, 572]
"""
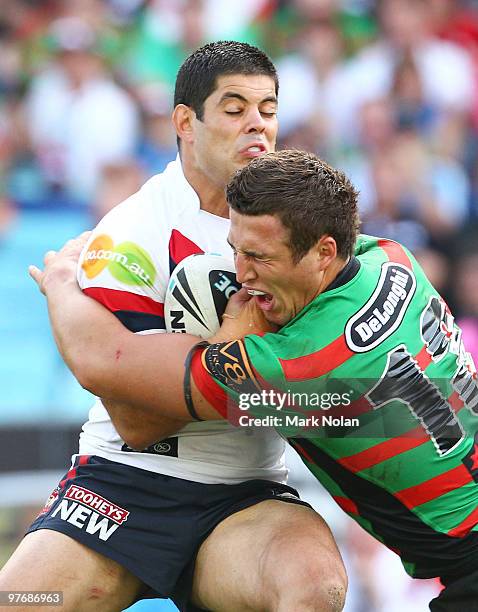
[196, 182, 230, 218]
[181, 153, 230, 218]
[321, 257, 349, 293]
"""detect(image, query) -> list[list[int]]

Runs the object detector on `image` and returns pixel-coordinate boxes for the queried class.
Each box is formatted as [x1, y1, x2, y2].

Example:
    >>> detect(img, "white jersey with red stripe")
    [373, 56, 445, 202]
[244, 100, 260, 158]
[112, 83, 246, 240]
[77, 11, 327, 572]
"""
[75, 157, 287, 484]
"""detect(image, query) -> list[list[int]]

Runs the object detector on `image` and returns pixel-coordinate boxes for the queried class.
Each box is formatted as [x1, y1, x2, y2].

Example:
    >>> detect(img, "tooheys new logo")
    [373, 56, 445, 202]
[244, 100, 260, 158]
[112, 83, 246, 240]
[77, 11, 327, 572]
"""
[82, 234, 156, 287]
[50, 485, 129, 542]
[345, 262, 416, 352]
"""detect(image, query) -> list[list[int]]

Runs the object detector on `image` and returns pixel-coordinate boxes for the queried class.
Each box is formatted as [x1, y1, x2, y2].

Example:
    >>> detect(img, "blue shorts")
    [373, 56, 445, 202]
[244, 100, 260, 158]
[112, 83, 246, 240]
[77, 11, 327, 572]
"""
[27, 455, 309, 611]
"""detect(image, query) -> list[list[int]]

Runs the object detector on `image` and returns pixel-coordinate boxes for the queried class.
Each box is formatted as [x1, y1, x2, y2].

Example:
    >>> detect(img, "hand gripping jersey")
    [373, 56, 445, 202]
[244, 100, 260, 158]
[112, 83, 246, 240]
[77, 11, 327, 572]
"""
[76, 157, 286, 484]
[194, 235, 478, 578]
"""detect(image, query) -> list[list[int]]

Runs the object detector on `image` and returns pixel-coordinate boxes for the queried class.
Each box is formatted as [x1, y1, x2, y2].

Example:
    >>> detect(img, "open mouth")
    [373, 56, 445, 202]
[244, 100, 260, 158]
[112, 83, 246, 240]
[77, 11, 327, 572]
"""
[247, 289, 273, 308]
[240, 144, 267, 158]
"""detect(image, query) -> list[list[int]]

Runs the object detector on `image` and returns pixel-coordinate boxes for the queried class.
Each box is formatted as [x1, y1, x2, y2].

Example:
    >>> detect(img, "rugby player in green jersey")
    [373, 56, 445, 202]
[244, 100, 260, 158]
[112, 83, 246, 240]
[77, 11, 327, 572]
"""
[31, 150, 478, 611]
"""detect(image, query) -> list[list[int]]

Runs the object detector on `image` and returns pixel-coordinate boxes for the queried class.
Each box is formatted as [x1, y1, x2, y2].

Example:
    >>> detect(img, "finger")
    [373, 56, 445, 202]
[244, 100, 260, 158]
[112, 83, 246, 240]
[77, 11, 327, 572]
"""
[44, 250, 57, 265]
[28, 265, 43, 288]
[237, 287, 251, 298]
[69, 230, 91, 247]
[62, 232, 90, 254]
[230, 287, 253, 305]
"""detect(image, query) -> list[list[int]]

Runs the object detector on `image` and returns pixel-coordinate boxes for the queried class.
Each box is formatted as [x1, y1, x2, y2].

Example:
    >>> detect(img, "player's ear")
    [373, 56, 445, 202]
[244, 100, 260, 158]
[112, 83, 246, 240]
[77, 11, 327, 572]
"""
[172, 104, 195, 144]
[316, 236, 337, 270]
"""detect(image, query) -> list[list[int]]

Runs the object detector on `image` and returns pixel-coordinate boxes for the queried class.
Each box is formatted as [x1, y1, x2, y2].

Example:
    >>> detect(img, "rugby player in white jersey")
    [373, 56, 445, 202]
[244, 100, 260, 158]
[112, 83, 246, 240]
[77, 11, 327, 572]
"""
[0, 42, 346, 612]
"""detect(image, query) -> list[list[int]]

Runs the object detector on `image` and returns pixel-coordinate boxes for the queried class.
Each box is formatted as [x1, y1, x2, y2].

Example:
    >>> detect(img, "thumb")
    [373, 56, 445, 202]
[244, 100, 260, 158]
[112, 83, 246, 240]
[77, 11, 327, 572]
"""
[28, 265, 45, 293]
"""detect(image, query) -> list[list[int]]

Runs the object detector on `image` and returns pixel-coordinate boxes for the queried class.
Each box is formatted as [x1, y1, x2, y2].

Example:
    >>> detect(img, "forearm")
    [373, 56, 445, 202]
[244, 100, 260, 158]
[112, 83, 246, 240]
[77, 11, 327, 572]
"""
[34, 244, 272, 435]
[44, 275, 199, 420]
[45, 274, 120, 393]
[102, 399, 186, 449]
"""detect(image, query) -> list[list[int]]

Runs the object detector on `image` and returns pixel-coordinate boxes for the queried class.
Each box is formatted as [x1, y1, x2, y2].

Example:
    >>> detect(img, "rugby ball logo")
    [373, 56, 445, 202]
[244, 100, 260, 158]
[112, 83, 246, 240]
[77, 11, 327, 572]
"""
[165, 253, 239, 339]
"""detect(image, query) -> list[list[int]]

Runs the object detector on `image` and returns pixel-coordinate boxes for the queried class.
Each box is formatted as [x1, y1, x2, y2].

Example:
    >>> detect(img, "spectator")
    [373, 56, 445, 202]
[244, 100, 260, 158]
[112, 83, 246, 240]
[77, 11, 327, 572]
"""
[344, 0, 475, 144]
[93, 161, 144, 222]
[123, 0, 269, 88]
[356, 129, 469, 248]
[276, 20, 354, 154]
[134, 81, 177, 178]
[390, 51, 439, 140]
[25, 16, 139, 207]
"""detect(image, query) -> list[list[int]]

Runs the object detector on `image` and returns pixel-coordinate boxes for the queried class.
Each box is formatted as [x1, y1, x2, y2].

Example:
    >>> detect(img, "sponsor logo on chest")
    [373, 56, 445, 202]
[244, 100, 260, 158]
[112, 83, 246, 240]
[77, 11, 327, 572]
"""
[345, 262, 416, 352]
[82, 234, 156, 287]
[50, 485, 130, 541]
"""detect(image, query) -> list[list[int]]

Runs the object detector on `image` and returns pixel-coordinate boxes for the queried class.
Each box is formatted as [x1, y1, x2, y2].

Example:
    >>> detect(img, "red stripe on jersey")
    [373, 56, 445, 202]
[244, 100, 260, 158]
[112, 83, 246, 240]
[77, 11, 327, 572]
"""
[277, 242, 411, 383]
[59, 455, 91, 489]
[333, 496, 359, 515]
[378, 239, 412, 269]
[337, 396, 466, 473]
[279, 335, 354, 382]
[169, 229, 204, 265]
[290, 439, 315, 464]
[448, 506, 478, 537]
[83, 287, 164, 316]
[415, 345, 433, 371]
[190, 347, 229, 419]
[395, 464, 472, 509]
[59, 465, 77, 489]
[449, 391, 464, 412]
[251, 368, 309, 416]
[326, 395, 372, 419]
[339, 427, 428, 473]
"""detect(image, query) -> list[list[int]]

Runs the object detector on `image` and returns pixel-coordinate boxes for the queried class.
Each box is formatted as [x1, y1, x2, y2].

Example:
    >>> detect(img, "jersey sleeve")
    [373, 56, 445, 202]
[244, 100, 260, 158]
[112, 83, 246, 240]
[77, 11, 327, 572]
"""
[190, 335, 287, 421]
[78, 189, 168, 333]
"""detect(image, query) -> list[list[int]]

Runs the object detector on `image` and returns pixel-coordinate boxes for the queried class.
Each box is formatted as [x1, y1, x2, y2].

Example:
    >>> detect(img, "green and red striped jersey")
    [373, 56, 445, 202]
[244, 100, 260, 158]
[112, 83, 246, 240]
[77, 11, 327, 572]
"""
[192, 235, 478, 578]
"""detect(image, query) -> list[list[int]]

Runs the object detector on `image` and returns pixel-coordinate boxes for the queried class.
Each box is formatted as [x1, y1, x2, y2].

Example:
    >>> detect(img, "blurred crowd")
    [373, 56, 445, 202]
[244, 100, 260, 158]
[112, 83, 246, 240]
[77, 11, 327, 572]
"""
[2, 0, 478, 350]
[1, 1, 478, 608]
[2, 0, 478, 329]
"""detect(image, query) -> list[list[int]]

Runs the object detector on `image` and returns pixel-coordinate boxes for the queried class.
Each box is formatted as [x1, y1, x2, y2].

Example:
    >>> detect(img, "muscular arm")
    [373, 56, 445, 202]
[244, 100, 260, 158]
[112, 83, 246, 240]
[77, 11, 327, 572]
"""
[44, 263, 207, 415]
[102, 400, 186, 447]
[30, 239, 263, 447]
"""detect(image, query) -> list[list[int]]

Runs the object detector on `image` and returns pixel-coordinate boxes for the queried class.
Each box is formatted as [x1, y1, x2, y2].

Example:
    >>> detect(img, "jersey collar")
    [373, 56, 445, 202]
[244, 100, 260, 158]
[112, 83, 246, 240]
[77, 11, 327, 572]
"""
[324, 256, 361, 293]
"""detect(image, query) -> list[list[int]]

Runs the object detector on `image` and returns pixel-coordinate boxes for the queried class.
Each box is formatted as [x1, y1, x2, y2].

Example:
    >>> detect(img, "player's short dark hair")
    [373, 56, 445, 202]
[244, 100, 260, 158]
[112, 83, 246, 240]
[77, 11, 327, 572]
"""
[226, 150, 360, 262]
[174, 41, 278, 121]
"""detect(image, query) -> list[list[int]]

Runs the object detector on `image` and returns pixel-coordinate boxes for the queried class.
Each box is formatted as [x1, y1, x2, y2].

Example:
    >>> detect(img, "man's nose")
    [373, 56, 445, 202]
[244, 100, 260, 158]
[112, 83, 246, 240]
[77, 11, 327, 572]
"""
[235, 253, 257, 284]
[244, 107, 266, 133]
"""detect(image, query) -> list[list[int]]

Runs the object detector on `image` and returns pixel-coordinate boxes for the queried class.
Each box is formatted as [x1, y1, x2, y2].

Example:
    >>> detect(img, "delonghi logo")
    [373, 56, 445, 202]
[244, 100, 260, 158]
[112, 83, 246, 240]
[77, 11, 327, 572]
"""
[345, 262, 416, 352]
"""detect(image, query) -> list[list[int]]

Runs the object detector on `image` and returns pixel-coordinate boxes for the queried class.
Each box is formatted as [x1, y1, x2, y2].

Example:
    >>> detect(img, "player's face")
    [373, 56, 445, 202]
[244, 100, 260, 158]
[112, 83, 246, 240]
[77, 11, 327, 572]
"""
[191, 74, 278, 187]
[228, 211, 323, 327]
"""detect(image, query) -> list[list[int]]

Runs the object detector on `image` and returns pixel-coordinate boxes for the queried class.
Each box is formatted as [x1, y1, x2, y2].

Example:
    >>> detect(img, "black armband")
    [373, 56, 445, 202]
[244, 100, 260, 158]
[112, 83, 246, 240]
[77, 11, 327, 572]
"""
[183, 341, 210, 421]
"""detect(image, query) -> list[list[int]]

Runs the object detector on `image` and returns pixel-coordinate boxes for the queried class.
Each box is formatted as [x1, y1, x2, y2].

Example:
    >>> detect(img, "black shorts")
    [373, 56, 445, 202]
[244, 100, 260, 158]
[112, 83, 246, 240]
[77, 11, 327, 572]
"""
[27, 455, 309, 611]
[429, 567, 478, 612]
